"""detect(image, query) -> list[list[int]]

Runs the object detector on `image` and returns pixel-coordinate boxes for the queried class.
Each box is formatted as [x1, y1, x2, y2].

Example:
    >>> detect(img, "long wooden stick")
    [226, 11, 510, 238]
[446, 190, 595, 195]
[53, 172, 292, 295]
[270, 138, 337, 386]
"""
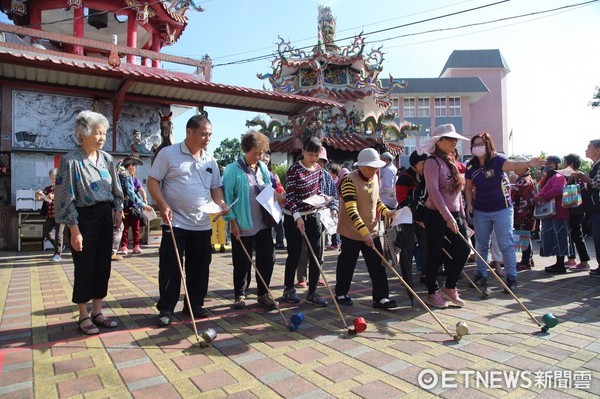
[301, 230, 349, 330]
[167, 220, 201, 343]
[236, 238, 289, 327]
[456, 231, 541, 327]
[372, 246, 454, 338]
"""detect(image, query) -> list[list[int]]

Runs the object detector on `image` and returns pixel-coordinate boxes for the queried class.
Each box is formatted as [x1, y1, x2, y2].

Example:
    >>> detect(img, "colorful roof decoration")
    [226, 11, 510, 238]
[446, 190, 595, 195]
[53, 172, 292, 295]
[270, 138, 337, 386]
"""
[255, 6, 413, 156]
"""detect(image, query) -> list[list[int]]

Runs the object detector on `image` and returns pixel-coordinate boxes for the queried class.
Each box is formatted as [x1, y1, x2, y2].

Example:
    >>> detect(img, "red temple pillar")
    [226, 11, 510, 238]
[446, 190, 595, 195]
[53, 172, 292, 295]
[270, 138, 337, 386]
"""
[72, 7, 84, 55]
[151, 32, 161, 68]
[127, 14, 137, 64]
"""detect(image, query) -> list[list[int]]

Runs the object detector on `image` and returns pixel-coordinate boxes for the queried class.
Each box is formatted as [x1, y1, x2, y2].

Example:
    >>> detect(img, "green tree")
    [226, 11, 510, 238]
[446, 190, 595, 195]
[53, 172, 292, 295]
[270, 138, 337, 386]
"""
[213, 138, 242, 168]
[591, 85, 600, 109]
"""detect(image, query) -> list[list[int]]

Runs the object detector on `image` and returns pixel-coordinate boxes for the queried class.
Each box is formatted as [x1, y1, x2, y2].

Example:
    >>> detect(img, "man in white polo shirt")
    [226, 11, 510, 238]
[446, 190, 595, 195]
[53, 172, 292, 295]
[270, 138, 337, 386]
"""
[148, 113, 228, 326]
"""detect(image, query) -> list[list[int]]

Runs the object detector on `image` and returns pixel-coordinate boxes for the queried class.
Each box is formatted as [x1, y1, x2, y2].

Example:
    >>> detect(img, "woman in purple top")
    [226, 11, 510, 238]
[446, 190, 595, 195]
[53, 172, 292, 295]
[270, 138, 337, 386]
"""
[465, 132, 543, 293]
[420, 124, 471, 309]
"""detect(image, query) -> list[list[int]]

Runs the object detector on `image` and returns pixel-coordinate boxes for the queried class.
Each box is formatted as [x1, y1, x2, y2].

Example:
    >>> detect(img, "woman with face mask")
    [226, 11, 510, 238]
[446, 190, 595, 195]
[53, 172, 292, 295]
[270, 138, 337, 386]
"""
[464, 132, 544, 294]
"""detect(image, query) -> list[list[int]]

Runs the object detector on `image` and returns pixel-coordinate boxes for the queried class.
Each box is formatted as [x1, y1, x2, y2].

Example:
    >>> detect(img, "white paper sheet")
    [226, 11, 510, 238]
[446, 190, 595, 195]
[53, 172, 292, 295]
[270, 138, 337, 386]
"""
[302, 194, 332, 208]
[318, 208, 338, 235]
[143, 207, 158, 221]
[199, 201, 222, 214]
[256, 184, 283, 223]
[390, 206, 413, 227]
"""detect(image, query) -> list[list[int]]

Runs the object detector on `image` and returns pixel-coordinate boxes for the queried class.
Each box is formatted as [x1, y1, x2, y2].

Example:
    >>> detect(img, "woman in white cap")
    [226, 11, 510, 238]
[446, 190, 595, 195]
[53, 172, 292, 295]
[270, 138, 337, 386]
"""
[334, 148, 398, 309]
[419, 123, 471, 309]
[465, 132, 544, 293]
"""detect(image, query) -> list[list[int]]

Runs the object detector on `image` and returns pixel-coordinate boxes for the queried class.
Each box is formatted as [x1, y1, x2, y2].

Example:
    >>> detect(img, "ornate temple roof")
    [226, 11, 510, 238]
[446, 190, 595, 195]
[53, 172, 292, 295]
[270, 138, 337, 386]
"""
[257, 6, 406, 155]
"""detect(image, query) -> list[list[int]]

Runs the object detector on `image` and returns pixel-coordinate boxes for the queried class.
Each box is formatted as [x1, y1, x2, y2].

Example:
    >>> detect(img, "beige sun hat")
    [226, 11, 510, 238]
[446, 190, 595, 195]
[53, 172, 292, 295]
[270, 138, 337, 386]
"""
[354, 148, 386, 168]
[417, 123, 469, 154]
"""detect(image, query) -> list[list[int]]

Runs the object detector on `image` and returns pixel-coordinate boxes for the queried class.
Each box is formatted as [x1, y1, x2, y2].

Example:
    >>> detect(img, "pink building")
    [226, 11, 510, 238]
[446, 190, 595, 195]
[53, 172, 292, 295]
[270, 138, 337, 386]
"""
[384, 49, 510, 165]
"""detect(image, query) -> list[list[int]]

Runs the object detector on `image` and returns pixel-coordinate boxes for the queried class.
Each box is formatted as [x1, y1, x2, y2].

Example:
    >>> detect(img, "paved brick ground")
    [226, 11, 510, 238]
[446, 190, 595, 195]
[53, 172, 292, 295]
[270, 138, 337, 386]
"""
[1, 238, 600, 398]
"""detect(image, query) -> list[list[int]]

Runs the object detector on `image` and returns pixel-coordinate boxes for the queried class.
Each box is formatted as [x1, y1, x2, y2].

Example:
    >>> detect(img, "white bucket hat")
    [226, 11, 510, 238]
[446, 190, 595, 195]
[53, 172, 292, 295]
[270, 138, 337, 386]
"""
[417, 123, 469, 154]
[354, 148, 386, 168]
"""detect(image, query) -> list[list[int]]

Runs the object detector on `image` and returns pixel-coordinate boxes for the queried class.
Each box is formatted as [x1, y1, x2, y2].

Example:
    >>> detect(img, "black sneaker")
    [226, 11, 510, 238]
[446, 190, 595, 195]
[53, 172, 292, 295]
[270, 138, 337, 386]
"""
[545, 264, 567, 274]
[590, 268, 600, 278]
[504, 276, 517, 294]
[472, 272, 488, 290]
[373, 298, 398, 310]
[158, 310, 173, 327]
[283, 288, 300, 303]
[182, 305, 209, 318]
[306, 292, 327, 307]
[336, 295, 353, 306]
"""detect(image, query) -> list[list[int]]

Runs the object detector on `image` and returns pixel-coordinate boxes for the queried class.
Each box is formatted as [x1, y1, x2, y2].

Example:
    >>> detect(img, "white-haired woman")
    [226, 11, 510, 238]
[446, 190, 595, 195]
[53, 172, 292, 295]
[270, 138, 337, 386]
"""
[55, 110, 124, 335]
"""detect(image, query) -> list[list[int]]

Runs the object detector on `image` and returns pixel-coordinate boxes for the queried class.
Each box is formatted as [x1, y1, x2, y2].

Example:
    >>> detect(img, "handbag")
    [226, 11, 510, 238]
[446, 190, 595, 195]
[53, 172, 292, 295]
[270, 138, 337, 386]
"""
[562, 184, 582, 209]
[533, 198, 556, 220]
[513, 229, 531, 252]
[130, 206, 148, 226]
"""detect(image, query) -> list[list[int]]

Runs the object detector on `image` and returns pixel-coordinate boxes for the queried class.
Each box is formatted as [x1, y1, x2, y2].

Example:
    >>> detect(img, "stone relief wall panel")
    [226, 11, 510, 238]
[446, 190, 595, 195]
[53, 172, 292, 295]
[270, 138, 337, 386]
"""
[12, 91, 164, 153]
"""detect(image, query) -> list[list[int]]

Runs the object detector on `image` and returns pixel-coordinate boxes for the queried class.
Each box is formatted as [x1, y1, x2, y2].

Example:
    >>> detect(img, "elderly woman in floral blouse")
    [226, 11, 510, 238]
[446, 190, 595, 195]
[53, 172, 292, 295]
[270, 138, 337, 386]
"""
[55, 110, 124, 335]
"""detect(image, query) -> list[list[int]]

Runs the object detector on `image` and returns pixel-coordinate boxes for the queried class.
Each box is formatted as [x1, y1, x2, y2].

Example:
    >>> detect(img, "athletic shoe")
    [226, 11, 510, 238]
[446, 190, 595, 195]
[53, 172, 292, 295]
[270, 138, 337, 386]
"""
[52, 254, 62, 262]
[306, 292, 327, 307]
[296, 280, 307, 288]
[426, 292, 448, 309]
[132, 245, 142, 254]
[257, 294, 278, 310]
[318, 279, 325, 286]
[545, 264, 567, 274]
[233, 296, 246, 309]
[570, 263, 590, 272]
[283, 288, 300, 303]
[111, 253, 123, 261]
[590, 268, 600, 278]
[219, 245, 225, 253]
[158, 311, 173, 327]
[182, 305, 209, 318]
[336, 295, 353, 306]
[565, 258, 577, 267]
[472, 273, 488, 290]
[373, 298, 398, 310]
[119, 246, 128, 255]
[504, 276, 518, 294]
[440, 287, 465, 307]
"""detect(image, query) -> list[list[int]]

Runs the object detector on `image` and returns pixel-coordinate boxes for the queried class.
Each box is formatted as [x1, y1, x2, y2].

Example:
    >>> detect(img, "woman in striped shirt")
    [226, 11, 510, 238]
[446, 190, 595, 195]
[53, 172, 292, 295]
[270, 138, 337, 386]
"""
[282, 136, 333, 307]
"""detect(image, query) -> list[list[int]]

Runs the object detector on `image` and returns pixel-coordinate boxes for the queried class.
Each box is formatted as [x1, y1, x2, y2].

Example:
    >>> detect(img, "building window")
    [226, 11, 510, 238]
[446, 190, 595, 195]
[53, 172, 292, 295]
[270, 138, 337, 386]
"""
[434, 97, 447, 117]
[418, 98, 430, 117]
[449, 97, 461, 117]
[403, 97, 416, 117]
[391, 98, 399, 118]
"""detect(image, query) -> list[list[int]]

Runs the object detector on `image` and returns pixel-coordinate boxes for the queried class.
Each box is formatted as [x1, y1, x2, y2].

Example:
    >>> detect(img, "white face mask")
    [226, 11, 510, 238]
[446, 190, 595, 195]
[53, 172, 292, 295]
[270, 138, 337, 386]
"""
[472, 145, 486, 157]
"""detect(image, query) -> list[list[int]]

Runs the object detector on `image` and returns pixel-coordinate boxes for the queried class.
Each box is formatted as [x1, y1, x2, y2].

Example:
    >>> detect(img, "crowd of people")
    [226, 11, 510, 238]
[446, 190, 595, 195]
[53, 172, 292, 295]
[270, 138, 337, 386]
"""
[52, 110, 600, 334]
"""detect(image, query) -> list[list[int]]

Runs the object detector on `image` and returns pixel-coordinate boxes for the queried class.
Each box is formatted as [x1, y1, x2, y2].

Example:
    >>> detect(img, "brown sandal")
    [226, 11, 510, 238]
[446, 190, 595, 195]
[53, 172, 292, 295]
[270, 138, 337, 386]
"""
[77, 317, 99, 335]
[91, 312, 118, 328]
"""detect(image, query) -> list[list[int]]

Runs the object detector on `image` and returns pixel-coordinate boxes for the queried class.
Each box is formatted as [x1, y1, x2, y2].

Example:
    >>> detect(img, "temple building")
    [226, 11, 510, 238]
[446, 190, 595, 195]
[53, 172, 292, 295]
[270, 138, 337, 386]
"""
[0, 1, 337, 250]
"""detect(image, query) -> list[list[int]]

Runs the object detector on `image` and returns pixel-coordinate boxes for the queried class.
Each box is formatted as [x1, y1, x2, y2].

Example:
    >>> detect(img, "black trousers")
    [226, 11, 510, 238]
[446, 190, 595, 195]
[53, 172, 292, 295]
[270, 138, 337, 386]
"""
[283, 213, 321, 292]
[334, 235, 390, 302]
[568, 213, 590, 262]
[43, 217, 65, 255]
[231, 227, 275, 297]
[157, 226, 211, 312]
[71, 202, 113, 304]
[399, 223, 427, 276]
[423, 208, 470, 295]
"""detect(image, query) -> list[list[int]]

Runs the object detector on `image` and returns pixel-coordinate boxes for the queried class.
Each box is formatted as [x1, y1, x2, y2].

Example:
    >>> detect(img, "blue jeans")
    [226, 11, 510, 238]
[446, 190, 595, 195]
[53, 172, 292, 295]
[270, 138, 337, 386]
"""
[473, 207, 517, 279]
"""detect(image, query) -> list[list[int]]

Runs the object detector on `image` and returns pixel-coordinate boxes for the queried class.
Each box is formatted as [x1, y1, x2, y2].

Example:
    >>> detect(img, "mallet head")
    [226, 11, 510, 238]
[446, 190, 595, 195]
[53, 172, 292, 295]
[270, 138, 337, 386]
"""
[456, 321, 469, 337]
[541, 313, 558, 332]
[201, 328, 217, 344]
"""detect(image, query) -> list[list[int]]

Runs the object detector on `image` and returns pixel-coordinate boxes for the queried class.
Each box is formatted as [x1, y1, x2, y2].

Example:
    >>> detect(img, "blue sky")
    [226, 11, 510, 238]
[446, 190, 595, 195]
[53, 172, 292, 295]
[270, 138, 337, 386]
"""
[164, 0, 599, 159]
[2, 0, 598, 158]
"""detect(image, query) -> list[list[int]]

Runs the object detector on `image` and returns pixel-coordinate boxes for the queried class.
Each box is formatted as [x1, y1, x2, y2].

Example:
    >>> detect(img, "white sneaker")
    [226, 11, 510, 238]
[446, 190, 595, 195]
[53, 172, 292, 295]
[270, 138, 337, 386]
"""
[52, 254, 61, 262]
